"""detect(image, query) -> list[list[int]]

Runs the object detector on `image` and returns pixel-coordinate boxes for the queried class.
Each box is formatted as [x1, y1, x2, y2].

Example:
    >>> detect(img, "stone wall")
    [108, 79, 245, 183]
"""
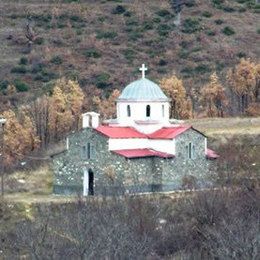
[160, 128, 213, 190]
[53, 128, 214, 195]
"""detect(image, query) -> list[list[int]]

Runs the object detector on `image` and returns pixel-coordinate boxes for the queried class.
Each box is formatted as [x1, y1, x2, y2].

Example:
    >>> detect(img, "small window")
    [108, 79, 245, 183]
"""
[127, 105, 131, 117]
[162, 105, 165, 117]
[82, 143, 95, 159]
[146, 105, 151, 117]
[187, 142, 194, 159]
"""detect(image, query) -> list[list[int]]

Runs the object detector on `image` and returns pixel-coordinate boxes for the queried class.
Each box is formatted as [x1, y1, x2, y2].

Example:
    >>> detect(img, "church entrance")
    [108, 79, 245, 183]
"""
[83, 169, 94, 196]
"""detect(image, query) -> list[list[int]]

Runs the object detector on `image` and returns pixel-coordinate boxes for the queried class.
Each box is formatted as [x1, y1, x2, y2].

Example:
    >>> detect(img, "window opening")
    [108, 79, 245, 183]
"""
[146, 105, 151, 117]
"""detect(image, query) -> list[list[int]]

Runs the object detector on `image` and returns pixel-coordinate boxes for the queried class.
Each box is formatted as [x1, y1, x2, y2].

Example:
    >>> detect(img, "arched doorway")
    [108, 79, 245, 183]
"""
[83, 169, 94, 196]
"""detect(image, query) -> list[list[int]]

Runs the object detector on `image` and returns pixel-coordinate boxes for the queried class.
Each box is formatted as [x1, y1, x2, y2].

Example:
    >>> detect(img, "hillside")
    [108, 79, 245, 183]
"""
[0, 0, 259, 111]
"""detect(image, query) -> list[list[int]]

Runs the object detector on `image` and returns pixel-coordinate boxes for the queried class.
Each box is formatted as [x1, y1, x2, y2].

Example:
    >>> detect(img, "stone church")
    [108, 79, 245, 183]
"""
[52, 65, 218, 196]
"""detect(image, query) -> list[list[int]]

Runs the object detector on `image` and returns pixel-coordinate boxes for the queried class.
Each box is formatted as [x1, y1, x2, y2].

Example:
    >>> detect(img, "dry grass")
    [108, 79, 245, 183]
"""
[0, 0, 259, 111]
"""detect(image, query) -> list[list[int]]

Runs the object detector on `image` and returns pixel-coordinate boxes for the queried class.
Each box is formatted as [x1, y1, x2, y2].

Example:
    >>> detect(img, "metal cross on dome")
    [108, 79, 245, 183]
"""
[139, 64, 148, 79]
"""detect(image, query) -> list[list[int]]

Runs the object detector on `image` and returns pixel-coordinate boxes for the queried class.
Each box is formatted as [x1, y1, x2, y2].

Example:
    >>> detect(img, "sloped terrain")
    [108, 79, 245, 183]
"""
[0, 0, 259, 111]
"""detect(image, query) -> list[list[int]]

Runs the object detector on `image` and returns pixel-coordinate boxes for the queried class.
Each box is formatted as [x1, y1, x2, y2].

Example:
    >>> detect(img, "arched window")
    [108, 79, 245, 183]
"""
[146, 105, 151, 117]
[162, 105, 165, 117]
[127, 105, 131, 117]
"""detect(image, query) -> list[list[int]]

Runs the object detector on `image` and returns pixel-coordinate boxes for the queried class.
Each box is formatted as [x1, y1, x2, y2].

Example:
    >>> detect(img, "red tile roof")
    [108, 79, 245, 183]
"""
[112, 149, 175, 159]
[206, 149, 219, 159]
[148, 126, 192, 139]
[95, 126, 147, 139]
[95, 125, 196, 139]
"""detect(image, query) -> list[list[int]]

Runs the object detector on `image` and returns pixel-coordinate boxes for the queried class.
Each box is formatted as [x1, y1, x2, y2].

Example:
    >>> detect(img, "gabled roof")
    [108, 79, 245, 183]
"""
[148, 126, 192, 139]
[95, 126, 147, 139]
[95, 125, 205, 139]
[112, 149, 175, 159]
[206, 149, 219, 159]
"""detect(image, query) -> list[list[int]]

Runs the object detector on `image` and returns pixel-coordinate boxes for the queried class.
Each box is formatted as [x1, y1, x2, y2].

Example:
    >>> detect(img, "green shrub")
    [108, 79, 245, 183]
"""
[156, 9, 171, 18]
[142, 21, 154, 31]
[122, 49, 135, 62]
[128, 31, 142, 41]
[202, 11, 213, 18]
[34, 37, 45, 45]
[158, 59, 167, 66]
[223, 6, 236, 12]
[157, 68, 167, 74]
[70, 15, 84, 22]
[11, 66, 27, 74]
[123, 11, 132, 17]
[211, 0, 224, 7]
[152, 17, 161, 23]
[14, 79, 29, 92]
[157, 24, 171, 36]
[178, 50, 189, 59]
[19, 57, 28, 65]
[182, 18, 200, 33]
[0, 80, 9, 90]
[257, 28, 260, 34]
[215, 19, 224, 25]
[40, 70, 57, 82]
[222, 26, 235, 36]
[50, 55, 63, 65]
[96, 31, 118, 39]
[181, 66, 194, 76]
[206, 30, 216, 36]
[112, 5, 126, 14]
[83, 48, 102, 58]
[238, 7, 247, 12]
[237, 52, 246, 58]
[95, 73, 111, 89]
[31, 63, 46, 74]
[195, 64, 212, 74]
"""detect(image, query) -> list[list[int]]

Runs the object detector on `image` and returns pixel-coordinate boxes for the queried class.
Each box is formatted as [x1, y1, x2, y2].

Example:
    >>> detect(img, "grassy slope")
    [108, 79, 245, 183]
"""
[0, 0, 259, 111]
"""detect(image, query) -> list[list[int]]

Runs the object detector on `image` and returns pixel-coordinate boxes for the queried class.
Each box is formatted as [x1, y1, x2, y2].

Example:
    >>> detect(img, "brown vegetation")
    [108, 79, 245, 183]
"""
[1, 187, 259, 259]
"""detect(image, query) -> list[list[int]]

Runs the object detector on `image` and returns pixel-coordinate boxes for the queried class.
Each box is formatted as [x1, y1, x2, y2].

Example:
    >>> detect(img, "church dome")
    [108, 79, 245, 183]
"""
[118, 78, 169, 101]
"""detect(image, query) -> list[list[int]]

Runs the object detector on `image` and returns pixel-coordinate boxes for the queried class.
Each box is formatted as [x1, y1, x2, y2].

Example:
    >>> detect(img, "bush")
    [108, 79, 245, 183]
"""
[83, 48, 102, 58]
[195, 64, 212, 74]
[11, 66, 27, 74]
[215, 19, 224, 25]
[152, 17, 161, 23]
[142, 21, 153, 31]
[112, 5, 126, 14]
[178, 49, 189, 59]
[158, 59, 167, 66]
[19, 57, 28, 65]
[70, 15, 84, 23]
[211, 0, 224, 7]
[157, 24, 172, 36]
[222, 6, 236, 12]
[181, 18, 201, 33]
[237, 52, 246, 58]
[122, 49, 135, 62]
[31, 63, 46, 74]
[206, 30, 216, 36]
[94, 73, 111, 88]
[14, 79, 29, 92]
[34, 37, 45, 45]
[0, 80, 9, 91]
[96, 31, 118, 39]
[156, 9, 171, 18]
[50, 55, 63, 65]
[202, 11, 213, 18]
[222, 26, 235, 36]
